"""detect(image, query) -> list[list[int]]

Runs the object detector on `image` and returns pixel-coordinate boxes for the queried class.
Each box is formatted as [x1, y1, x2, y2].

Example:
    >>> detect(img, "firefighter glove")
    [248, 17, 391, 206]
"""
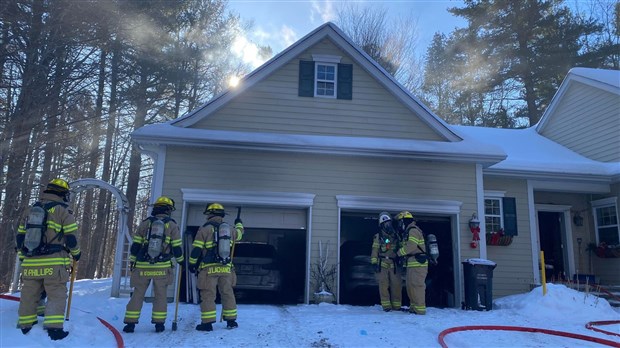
[130, 262, 136, 272]
[374, 263, 381, 273]
[189, 263, 197, 274]
[73, 251, 81, 262]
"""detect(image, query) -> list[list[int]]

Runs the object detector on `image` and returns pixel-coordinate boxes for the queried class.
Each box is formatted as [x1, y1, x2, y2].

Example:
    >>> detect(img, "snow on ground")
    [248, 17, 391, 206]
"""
[1, 279, 619, 347]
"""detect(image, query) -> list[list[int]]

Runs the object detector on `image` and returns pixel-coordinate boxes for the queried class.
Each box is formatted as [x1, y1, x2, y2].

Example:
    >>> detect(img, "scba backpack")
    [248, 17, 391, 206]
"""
[144, 216, 174, 262]
[23, 201, 66, 256]
[202, 221, 233, 264]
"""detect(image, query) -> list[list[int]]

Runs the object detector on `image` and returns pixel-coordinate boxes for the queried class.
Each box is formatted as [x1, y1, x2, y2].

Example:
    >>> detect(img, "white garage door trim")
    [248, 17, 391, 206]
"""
[336, 195, 462, 214]
[182, 188, 316, 207]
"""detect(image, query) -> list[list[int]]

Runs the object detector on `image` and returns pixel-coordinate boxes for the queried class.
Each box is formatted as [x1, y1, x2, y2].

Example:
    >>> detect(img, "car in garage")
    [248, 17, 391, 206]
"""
[233, 242, 282, 293]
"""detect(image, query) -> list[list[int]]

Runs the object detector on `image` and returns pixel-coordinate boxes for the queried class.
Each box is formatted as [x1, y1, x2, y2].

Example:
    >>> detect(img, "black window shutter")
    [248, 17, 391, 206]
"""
[503, 197, 518, 236]
[337, 63, 352, 100]
[298, 60, 314, 97]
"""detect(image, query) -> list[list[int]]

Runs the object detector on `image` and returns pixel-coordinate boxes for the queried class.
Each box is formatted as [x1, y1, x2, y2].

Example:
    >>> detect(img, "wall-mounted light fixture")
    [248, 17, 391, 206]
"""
[573, 212, 584, 227]
[469, 213, 481, 248]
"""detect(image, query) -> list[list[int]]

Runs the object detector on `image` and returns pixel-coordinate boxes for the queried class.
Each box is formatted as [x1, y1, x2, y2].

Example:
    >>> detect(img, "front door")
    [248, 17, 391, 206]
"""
[537, 211, 566, 281]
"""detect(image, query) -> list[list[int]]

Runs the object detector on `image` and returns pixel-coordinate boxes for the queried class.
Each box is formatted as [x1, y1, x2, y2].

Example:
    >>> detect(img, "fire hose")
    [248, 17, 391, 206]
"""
[0, 294, 124, 348]
[438, 325, 620, 348]
[586, 320, 620, 338]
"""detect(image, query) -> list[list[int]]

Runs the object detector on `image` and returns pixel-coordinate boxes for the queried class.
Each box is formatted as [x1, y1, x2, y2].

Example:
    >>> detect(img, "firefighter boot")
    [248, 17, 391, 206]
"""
[155, 323, 165, 333]
[123, 323, 135, 333]
[21, 327, 31, 335]
[226, 320, 238, 329]
[48, 328, 69, 340]
[196, 323, 213, 331]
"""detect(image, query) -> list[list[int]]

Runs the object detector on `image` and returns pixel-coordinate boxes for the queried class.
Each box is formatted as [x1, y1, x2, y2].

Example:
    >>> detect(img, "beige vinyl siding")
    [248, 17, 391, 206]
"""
[162, 146, 478, 297]
[483, 177, 533, 298]
[541, 83, 620, 162]
[192, 38, 445, 141]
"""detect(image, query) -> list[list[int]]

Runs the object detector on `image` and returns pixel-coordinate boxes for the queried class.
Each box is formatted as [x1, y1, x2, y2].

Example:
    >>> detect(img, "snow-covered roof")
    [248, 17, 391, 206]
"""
[132, 123, 506, 166]
[453, 125, 620, 180]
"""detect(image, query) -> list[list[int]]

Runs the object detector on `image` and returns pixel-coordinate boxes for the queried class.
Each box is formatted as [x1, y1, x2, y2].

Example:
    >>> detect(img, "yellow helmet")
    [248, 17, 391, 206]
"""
[395, 211, 413, 220]
[46, 178, 70, 193]
[204, 203, 225, 217]
[154, 196, 175, 211]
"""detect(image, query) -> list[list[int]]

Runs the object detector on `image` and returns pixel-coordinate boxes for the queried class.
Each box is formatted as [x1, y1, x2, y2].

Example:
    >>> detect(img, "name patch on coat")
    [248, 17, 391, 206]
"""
[23, 267, 54, 277]
[139, 270, 167, 277]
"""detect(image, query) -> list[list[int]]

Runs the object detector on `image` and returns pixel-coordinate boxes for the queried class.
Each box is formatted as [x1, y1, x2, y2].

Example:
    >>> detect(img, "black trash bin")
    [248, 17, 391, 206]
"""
[462, 258, 496, 311]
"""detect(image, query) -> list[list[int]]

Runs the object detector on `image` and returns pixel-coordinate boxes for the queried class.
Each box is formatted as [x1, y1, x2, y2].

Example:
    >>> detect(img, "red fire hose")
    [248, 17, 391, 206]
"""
[586, 320, 620, 338]
[438, 325, 620, 348]
[1, 293, 124, 348]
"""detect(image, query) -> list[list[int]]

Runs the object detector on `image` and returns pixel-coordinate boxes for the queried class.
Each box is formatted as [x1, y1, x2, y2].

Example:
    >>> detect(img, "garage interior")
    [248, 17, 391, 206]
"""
[339, 211, 455, 308]
[181, 205, 308, 305]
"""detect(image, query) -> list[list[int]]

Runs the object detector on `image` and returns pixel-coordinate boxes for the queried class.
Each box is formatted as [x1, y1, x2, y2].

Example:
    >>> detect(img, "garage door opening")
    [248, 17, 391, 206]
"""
[234, 227, 306, 304]
[183, 226, 306, 305]
[339, 211, 455, 308]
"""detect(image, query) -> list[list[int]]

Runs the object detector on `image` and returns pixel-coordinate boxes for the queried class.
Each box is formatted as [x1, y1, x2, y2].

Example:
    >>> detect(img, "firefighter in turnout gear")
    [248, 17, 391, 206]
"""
[123, 196, 184, 333]
[395, 211, 428, 315]
[16, 178, 81, 341]
[370, 212, 403, 312]
[189, 203, 244, 331]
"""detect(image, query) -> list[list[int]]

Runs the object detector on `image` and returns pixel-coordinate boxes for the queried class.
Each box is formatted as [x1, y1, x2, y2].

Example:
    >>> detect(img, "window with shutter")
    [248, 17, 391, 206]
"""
[298, 57, 352, 99]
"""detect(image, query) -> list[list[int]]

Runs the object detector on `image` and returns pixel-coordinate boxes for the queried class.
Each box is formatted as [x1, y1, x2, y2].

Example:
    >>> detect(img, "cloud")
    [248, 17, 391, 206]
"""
[311, 0, 337, 23]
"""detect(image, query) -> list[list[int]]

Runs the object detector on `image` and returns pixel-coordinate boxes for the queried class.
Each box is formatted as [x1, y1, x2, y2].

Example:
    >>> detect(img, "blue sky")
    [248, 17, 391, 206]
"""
[228, 0, 467, 68]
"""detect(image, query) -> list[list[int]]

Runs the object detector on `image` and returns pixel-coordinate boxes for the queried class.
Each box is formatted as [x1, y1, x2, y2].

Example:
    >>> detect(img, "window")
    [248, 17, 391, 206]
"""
[485, 198, 503, 233]
[592, 198, 620, 246]
[298, 57, 352, 100]
[483, 192, 518, 236]
[315, 63, 336, 97]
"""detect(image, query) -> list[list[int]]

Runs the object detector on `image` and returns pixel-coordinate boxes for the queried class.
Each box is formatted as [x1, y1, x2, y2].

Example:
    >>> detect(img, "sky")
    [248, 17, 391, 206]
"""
[1, 280, 619, 347]
[227, 0, 467, 69]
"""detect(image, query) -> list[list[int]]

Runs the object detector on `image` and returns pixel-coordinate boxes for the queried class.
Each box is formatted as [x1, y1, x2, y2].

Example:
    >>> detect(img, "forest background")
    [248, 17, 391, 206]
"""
[0, 0, 618, 292]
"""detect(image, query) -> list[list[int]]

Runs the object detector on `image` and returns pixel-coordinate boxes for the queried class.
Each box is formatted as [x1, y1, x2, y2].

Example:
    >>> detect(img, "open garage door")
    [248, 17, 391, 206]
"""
[183, 205, 307, 305]
[339, 211, 455, 308]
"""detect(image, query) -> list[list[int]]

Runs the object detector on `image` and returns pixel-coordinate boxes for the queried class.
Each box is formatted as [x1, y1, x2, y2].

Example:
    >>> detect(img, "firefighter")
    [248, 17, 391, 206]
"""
[123, 196, 184, 333]
[189, 203, 244, 331]
[370, 212, 402, 312]
[394, 211, 428, 315]
[16, 178, 81, 340]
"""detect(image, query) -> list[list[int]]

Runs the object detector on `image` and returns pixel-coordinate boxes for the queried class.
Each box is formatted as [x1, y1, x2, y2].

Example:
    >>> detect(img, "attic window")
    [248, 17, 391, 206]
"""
[316, 63, 336, 97]
[298, 57, 352, 100]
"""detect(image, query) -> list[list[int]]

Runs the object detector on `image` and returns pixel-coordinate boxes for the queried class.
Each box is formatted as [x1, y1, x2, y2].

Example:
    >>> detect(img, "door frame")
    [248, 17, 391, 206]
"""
[534, 204, 575, 283]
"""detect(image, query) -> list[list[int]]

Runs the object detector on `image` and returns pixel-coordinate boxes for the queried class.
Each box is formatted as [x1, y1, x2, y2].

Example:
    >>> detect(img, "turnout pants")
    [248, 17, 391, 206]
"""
[124, 269, 172, 324]
[197, 268, 237, 324]
[375, 262, 402, 310]
[18, 265, 69, 330]
[406, 266, 428, 314]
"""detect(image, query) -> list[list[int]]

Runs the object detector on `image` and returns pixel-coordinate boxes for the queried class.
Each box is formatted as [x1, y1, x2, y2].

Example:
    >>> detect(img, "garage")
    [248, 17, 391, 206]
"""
[182, 203, 308, 305]
[339, 210, 455, 308]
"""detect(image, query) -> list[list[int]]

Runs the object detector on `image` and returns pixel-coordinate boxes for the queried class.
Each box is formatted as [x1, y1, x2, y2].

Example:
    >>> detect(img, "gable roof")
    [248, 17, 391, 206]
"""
[170, 22, 460, 142]
[536, 68, 620, 132]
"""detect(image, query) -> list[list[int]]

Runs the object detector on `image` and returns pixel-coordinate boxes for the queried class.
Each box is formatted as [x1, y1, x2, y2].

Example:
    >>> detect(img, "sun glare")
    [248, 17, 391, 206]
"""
[228, 76, 240, 88]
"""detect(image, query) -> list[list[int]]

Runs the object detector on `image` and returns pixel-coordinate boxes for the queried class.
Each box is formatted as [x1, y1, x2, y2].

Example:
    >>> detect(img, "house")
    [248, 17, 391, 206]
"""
[131, 22, 620, 306]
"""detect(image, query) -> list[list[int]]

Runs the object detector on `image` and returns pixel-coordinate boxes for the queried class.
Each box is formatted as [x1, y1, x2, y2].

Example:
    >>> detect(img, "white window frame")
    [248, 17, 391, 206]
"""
[591, 197, 620, 246]
[314, 63, 337, 98]
[484, 191, 505, 233]
[312, 54, 341, 99]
